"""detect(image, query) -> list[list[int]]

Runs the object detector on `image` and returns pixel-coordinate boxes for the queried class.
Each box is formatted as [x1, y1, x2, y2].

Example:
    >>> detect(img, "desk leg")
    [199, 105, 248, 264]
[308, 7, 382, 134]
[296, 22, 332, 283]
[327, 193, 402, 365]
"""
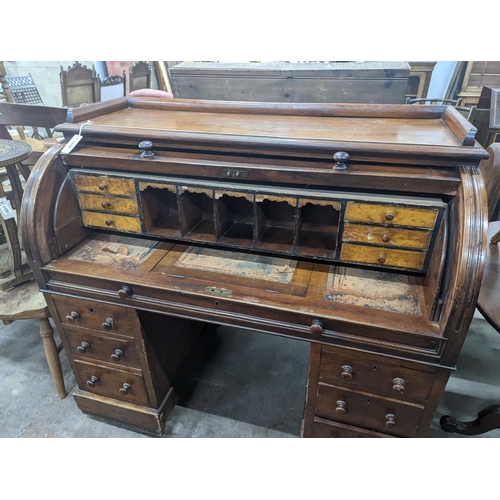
[440, 406, 500, 436]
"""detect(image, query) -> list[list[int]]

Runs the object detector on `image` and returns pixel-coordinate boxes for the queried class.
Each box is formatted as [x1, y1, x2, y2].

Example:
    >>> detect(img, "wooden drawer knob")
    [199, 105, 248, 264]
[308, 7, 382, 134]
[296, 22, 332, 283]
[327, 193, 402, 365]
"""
[77, 341, 90, 354]
[105, 219, 114, 226]
[98, 183, 108, 191]
[341, 365, 353, 381]
[335, 400, 348, 415]
[310, 319, 324, 334]
[392, 377, 406, 393]
[87, 375, 100, 388]
[333, 151, 349, 171]
[139, 140, 155, 158]
[111, 349, 124, 362]
[117, 285, 133, 299]
[66, 311, 80, 323]
[101, 201, 111, 209]
[378, 255, 386, 264]
[385, 413, 396, 428]
[381, 234, 390, 243]
[102, 318, 114, 331]
[385, 212, 394, 221]
[120, 383, 132, 395]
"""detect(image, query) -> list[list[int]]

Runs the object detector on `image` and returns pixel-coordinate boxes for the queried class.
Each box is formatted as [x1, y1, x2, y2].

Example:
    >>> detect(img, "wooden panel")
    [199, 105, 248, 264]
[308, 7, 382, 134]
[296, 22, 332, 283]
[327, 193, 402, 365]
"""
[345, 202, 438, 228]
[310, 416, 393, 438]
[340, 244, 426, 270]
[315, 383, 424, 437]
[342, 223, 432, 250]
[65, 327, 141, 369]
[319, 345, 435, 403]
[74, 173, 136, 197]
[51, 295, 135, 336]
[81, 211, 142, 233]
[77, 193, 139, 215]
[73, 359, 149, 406]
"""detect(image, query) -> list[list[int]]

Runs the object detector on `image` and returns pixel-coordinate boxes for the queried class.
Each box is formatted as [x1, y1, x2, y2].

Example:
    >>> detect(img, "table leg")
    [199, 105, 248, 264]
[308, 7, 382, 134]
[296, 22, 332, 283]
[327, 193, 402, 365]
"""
[440, 406, 500, 435]
[39, 317, 66, 399]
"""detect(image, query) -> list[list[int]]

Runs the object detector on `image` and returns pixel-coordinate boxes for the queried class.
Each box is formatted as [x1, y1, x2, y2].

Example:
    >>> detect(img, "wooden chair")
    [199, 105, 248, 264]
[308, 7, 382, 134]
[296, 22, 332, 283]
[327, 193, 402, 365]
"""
[129, 61, 152, 93]
[0, 101, 68, 399]
[60, 62, 100, 107]
[100, 72, 126, 102]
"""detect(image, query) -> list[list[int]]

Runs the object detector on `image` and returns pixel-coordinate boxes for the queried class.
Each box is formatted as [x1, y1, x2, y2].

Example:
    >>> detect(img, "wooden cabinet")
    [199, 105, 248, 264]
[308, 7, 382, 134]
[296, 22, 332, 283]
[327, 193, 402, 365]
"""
[20, 97, 488, 437]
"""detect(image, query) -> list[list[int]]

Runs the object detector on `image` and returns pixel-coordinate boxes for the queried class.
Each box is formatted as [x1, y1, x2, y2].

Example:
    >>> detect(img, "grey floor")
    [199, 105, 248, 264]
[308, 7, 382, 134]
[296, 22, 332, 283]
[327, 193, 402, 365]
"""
[1, 313, 500, 438]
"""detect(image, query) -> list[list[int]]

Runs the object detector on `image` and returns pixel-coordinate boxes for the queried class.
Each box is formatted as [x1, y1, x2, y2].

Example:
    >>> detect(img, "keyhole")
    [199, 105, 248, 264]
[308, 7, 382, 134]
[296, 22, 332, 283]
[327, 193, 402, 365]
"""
[373, 365, 378, 371]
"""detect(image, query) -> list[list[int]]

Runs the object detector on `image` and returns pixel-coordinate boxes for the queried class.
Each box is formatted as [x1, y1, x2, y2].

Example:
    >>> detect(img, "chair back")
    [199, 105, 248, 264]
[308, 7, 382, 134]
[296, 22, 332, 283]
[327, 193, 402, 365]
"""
[129, 61, 151, 93]
[60, 62, 100, 107]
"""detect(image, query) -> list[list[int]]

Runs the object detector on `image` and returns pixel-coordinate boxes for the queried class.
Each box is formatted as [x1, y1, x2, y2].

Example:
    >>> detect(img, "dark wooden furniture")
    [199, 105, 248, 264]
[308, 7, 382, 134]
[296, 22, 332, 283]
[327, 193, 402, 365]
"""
[170, 62, 411, 103]
[20, 97, 488, 437]
[471, 87, 500, 148]
[60, 62, 101, 108]
[129, 62, 151, 93]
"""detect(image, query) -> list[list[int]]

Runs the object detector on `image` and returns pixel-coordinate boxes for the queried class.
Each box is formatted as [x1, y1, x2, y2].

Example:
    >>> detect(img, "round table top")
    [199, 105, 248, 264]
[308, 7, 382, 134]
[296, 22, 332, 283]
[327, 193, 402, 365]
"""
[0, 138, 32, 168]
[477, 221, 500, 333]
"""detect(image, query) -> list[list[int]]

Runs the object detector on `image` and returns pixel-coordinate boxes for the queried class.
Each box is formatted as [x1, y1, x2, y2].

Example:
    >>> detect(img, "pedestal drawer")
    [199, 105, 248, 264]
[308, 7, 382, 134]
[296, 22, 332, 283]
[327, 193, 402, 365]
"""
[319, 346, 435, 404]
[309, 416, 394, 438]
[52, 295, 134, 336]
[65, 327, 141, 369]
[73, 359, 149, 406]
[315, 383, 424, 437]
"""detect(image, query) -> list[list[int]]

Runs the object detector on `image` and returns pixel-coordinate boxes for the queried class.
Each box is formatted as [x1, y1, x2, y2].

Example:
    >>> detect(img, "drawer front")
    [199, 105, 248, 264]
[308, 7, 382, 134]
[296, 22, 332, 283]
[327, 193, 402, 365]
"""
[345, 202, 438, 228]
[342, 223, 432, 250]
[74, 174, 136, 197]
[77, 193, 140, 215]
[310, 416, 393, 438]
[319, 346, 435, 404]
[65, 327, 141, 369]
[52, 295, 134, 336]
[81, 211, 142, 233]
[316, 384, 424, 437]
[340, 243, 426, 270]
[73, 359, 148, 406]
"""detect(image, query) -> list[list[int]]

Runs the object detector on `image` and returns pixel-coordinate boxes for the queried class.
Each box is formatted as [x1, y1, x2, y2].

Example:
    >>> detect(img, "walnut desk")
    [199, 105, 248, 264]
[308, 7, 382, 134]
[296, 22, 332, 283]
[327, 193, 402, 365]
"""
[20, 98, 489, 437]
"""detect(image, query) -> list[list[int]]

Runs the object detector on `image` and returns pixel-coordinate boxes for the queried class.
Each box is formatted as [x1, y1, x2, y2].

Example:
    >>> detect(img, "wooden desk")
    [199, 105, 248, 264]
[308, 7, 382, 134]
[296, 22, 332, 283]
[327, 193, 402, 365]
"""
[20, 98, 488, 437]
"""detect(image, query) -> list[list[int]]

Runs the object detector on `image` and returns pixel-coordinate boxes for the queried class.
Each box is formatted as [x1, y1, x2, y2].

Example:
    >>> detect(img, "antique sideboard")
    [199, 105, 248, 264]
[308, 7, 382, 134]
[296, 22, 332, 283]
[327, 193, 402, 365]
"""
[20, 97, 489, 437]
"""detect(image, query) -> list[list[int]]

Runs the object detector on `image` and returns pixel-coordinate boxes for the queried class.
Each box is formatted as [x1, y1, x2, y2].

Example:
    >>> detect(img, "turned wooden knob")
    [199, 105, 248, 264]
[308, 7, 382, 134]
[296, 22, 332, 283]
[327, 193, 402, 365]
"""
[378, 255, 386, 264]
[385, 212, 394, 221]
[77, 341, 90, 354]
[385, 413, 396, 428]
[392, 377, 406, 393]
[310, 319, 324, 334]
[102, 318, 114, 331]
[66, 311, 80, 323]
[335, 400, 348, 415]
[105, 219, 114, 226]
[111, 349, 124, 362]
[341, 365, 353, 381]
[98, 183, 107, 191]
[381, 234, 390, 243]
[101, 201, 111, 209]
[139, 140, 155, 158]
[117, 285, 133, 299]
[333, 151, 349, 171]
[120, 383, 132, 395]
[87, 375, 99, 388]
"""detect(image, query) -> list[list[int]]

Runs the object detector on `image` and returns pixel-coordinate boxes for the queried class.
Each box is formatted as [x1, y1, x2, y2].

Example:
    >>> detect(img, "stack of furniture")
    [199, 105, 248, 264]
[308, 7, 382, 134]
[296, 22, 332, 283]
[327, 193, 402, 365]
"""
[20, 97, 488, 437]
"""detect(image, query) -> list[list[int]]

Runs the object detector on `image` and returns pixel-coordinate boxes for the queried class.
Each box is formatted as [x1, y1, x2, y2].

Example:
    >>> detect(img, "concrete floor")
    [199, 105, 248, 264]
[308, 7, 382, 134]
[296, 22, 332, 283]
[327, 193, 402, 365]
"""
[1, 315, 500, 438]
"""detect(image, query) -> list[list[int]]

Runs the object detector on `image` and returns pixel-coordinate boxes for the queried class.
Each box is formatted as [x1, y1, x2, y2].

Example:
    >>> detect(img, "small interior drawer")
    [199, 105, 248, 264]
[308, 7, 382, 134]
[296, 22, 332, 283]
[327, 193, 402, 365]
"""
[73, 359, 149, 406]
[65, 327, 141, 369]
[345, 202, 438, 228]
[74, 173, 136, 197]
[77, 193, 140, 215]
[81, 211, 142, 233]
[340, 243, 426, 270]
[342, 223, 432, 250]
[52, 295, 134, 336]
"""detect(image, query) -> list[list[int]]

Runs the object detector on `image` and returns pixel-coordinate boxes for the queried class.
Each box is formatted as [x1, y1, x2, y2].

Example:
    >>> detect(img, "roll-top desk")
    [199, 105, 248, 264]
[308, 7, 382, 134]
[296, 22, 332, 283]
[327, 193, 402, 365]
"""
[20, 97, 489, 437]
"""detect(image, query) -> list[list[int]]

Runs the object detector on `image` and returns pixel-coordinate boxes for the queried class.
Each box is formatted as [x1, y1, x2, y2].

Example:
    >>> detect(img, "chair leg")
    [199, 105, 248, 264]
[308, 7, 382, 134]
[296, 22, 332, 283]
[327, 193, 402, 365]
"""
[39, 317, 66, 399]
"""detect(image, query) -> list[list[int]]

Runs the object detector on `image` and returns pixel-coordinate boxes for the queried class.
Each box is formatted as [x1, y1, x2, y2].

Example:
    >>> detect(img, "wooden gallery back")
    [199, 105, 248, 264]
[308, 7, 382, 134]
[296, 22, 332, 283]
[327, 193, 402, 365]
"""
[20, 97, 488, 437]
